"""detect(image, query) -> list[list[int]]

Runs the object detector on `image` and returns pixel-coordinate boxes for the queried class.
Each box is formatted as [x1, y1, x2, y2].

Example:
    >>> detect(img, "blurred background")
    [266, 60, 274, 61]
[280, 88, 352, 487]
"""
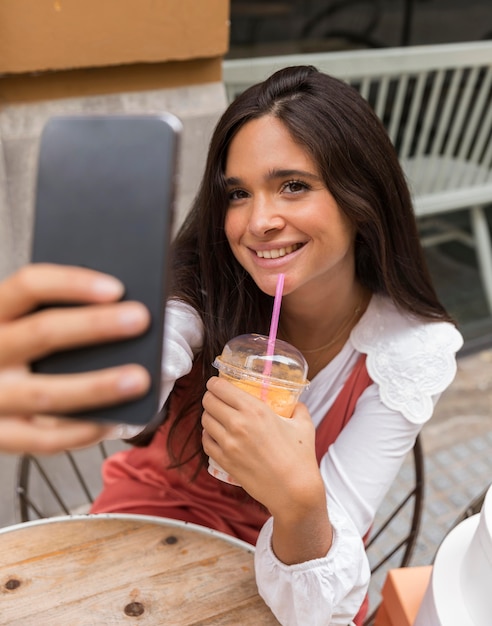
[0, 8, 491, 612]
[227, 0, 492, 350]
[228, 0, 492, 57]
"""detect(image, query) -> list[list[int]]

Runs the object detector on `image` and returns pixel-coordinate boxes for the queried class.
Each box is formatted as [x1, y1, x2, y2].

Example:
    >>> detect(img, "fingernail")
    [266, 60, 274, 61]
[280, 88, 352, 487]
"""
[118, 305, 149, 330]
[92, 276, 125, 297]
[118, 369, 150, 394]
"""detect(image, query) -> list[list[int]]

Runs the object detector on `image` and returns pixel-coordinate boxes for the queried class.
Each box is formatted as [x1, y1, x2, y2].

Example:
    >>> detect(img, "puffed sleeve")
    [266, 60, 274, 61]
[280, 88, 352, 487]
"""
[351, 296, 463, 424]
[159, 299, 204, 407]
[254, 500, 370, 626]
[108, 299, 203, 439]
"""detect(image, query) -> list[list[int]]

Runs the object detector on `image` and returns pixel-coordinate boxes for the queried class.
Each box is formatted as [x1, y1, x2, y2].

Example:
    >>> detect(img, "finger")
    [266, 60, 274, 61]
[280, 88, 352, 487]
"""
[0, 301, 150, 366]
[0, 365, 151, 415]
[201, 427, 221, 458]
[0, 264, 125, 321]
[201, 407, 227, 443]
[205, 376, 260, 414]
[201, 387, 240, 434]
[0, 415, 114, 455]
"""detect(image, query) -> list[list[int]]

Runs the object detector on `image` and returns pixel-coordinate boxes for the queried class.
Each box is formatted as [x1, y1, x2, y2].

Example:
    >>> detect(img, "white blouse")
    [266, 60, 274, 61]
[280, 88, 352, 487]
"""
[141, 295, 464, 626]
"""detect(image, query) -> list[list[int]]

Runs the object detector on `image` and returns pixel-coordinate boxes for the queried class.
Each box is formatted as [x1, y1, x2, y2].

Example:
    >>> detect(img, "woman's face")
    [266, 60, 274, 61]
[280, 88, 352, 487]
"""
[224, 115, 357, 300]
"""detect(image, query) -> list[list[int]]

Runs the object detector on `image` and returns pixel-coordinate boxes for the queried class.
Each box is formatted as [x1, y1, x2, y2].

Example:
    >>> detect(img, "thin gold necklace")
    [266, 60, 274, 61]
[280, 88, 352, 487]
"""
[281, 299, 363, 355]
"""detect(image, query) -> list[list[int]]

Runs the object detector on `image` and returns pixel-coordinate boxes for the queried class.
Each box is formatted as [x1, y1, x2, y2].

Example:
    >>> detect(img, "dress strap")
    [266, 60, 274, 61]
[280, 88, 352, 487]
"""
[315, 354, 372, 463]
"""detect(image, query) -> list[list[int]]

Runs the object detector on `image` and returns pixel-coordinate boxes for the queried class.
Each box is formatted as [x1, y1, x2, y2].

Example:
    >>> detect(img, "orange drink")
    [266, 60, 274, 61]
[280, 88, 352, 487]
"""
[207, 334, 309, 485]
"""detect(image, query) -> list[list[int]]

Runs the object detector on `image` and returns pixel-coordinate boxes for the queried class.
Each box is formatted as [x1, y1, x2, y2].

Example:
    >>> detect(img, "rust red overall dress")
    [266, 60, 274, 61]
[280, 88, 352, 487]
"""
[91, 354, 372, 624]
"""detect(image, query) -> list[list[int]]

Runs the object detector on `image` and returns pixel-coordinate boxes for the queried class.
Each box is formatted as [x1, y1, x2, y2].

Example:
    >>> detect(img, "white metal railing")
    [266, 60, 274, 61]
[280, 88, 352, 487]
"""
[223, 41, 492, 314]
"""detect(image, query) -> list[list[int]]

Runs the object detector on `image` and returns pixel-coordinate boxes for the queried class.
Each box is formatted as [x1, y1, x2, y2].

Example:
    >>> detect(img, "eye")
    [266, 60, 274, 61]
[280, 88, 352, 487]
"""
[228, 188, 249, 201]
[281, 180, 310, 194]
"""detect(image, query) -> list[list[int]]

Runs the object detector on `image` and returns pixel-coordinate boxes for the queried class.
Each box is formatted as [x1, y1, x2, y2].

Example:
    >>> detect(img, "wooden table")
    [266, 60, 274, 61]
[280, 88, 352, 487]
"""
[0, 514, 280, 625]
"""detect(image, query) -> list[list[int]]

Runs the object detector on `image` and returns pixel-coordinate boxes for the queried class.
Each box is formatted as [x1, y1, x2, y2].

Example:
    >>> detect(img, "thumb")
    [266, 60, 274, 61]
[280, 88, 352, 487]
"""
[290, 401, 311, 420]
[289, 402, 316, 434]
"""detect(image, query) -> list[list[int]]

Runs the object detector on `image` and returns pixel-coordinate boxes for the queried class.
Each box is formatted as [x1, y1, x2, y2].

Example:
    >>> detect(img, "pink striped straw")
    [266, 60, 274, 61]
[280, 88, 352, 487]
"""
[262, 274, 285, 393]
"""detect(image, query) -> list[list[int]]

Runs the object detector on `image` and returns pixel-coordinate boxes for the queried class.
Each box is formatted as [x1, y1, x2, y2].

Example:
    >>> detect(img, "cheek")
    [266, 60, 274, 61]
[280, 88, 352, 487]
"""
[332, 206, 356, 245]
[224, 211, 242, 246]
[334, 221, 356, 258]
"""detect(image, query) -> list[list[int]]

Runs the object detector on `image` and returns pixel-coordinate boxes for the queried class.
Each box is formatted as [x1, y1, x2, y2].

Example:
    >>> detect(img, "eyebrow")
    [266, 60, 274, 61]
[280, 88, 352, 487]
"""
[225, 169, 321, 186]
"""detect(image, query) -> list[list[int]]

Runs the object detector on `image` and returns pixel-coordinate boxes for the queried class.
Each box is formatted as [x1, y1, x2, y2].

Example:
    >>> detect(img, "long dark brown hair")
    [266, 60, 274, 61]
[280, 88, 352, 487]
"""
[164, 65, 453, 466]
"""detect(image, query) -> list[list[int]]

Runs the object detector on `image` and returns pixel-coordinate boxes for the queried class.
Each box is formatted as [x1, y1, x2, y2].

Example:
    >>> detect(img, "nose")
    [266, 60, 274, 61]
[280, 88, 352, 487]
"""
[247, 194, 285, 237]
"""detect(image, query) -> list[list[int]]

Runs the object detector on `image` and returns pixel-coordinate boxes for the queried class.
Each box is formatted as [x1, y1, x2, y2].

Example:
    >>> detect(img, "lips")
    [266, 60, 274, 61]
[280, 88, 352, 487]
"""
[255, 243, 303, 259]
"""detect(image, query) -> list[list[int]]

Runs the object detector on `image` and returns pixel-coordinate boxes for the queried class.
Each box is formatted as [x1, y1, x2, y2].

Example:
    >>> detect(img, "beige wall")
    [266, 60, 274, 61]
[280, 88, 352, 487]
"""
[0, 60, 228, 276]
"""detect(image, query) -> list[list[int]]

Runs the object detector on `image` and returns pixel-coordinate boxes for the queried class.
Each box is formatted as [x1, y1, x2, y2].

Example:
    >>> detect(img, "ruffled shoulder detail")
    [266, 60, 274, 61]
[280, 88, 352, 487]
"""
[351, 295, 463, 424]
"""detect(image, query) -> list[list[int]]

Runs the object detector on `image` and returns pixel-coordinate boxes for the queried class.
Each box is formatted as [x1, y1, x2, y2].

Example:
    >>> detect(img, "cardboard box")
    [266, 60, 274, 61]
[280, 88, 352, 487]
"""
[375, 566, 432, 626]
[0, 0, 229, 74]
[374, 603, 391, 626]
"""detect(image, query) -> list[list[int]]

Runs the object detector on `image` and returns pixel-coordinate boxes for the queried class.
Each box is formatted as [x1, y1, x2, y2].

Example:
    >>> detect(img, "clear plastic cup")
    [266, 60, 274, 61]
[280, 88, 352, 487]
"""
[207, 333, 309, 485]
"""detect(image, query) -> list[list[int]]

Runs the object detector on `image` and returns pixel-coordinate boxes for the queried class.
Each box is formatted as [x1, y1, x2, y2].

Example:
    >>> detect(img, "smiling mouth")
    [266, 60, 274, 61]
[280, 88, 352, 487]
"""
[255, 243, 303, 259]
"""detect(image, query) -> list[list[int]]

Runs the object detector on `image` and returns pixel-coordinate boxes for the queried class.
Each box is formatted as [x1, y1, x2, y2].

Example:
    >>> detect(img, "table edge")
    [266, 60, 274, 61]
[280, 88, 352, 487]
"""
[0, 513, 256, 554]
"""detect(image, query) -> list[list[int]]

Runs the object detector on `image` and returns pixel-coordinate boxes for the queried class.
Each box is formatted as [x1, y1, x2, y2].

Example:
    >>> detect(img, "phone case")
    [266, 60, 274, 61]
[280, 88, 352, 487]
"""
[31, 113, 182, 425]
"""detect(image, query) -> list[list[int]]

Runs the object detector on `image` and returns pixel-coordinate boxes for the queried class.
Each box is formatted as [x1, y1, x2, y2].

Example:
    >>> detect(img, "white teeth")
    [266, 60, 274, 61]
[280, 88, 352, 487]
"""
[256, 244, 301, 259]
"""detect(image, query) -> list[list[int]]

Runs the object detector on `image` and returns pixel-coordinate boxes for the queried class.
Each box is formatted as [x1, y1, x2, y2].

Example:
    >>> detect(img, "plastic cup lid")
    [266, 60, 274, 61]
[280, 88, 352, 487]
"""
[214, 333, 309, 388]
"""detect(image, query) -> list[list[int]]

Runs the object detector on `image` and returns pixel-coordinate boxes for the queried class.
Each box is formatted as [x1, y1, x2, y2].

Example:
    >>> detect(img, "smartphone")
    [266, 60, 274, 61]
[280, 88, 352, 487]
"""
[31, 113, 182, 426]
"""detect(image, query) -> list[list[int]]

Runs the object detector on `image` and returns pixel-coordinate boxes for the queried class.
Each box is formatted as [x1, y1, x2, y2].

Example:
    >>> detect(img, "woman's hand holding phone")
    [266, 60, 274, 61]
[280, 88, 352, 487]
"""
[0, 264, 151, 454]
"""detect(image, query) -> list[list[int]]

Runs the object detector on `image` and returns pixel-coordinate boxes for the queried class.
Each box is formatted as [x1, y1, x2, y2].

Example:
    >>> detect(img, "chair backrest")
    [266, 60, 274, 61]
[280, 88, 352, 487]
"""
[223, 40, 492, 216]
[363, 434, 425, 626]
[16, 442, 122, 521]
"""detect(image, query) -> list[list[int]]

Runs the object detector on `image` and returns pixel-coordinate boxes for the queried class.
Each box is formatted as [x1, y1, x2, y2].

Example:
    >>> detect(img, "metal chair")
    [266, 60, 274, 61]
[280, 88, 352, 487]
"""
[16, 442, 121, 521]
[223, 40, 492, 315]
[450, 483, 489, 528]
[363, 434, 425, 625]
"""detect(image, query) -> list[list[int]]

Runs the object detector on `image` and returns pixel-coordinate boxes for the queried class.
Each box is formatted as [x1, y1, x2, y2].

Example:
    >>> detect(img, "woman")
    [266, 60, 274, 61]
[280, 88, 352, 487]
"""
[88, 66, 463, 625]
[0, 67, 462, 626]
